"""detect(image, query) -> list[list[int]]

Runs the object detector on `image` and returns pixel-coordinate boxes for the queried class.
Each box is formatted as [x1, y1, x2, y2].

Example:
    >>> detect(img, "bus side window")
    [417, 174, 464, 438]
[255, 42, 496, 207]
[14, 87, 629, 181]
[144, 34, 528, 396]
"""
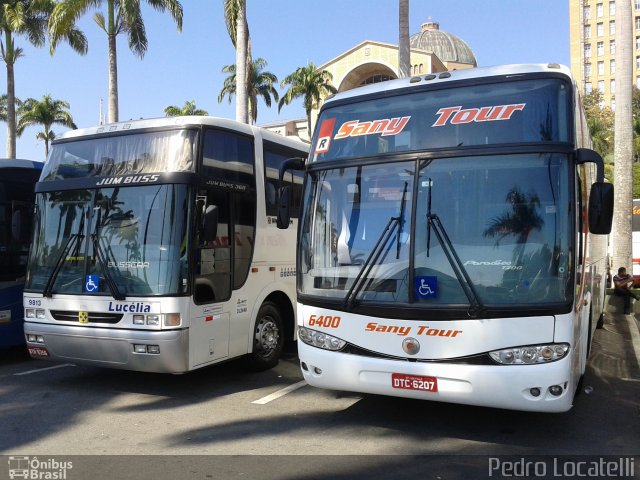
[194, 189, 231, 303]
[263, 143, 305, 218]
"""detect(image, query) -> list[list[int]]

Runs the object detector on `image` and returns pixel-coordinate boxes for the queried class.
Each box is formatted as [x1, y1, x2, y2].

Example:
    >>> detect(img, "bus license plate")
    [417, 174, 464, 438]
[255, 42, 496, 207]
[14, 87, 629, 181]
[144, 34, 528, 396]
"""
[391, 373, 438, 392]
[28, 346, 49, 357]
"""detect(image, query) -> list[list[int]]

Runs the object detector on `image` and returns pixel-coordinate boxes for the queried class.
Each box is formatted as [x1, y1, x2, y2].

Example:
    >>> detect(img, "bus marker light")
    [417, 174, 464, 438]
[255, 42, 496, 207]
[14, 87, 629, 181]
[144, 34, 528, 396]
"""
[499, 350, 515, 364]
[521, 348, 538, 364]
[549, 385, 563, 396]
[490, 344, 569, 365]
[540, 346, 554, 360]
[298, 327, 346, 351]
[402, 338, 420, 355]
[164, 313, 181, 327]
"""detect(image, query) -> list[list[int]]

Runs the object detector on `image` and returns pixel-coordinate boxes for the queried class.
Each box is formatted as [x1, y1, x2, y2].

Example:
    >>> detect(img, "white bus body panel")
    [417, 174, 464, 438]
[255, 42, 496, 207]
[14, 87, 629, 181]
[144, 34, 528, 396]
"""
[298, 305, 579, 412]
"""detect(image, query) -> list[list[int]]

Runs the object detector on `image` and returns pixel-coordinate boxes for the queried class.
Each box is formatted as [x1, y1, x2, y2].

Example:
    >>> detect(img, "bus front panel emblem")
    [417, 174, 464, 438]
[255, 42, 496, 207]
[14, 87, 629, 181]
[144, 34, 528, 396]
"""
[79, 311, 88, 323]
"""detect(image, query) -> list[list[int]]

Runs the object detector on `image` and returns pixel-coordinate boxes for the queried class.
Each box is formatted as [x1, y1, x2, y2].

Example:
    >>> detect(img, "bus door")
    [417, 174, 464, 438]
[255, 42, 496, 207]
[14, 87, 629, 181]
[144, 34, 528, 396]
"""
[191, 129, 257, 366]
[192, 187, 232, 365]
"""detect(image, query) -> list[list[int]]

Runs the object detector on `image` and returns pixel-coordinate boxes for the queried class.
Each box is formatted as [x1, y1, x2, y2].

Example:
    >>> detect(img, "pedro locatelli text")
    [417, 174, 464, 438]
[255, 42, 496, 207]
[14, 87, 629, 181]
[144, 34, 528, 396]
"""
[488, 457, 635, 478]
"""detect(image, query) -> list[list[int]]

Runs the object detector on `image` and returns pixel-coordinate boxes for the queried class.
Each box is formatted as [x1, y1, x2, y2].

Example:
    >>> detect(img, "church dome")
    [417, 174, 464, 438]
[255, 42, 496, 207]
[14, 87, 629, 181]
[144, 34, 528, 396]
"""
[410, 20, 477, 67]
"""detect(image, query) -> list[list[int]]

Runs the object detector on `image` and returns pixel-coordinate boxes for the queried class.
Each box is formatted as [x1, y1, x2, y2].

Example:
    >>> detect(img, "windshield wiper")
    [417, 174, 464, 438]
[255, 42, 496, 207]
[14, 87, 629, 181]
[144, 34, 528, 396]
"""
[43, 233, 82, 298]
[90, 208, 126, 301]
[426, 211, 485, 318]
[343, 181, 408, 310]
[43, 207, 87, 298]
[91, 233, 125, 301]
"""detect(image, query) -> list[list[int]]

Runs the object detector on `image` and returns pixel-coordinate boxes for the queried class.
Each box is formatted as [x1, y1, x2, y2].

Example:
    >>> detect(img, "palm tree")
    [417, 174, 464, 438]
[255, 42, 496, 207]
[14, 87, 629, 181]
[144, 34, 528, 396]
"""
[17, 94, 77, 159]
[588, 115, 613, 159]
[278, 63, 338, 136]
[224, 0, 250, 124]
[398, 0, 410, 78]
[612, 0, 633, 271]
[164, 100, 208, 117]
[50, 0, 183, 124]
[1, 1, 86, 159]
[218, 58, 278, 124]
[0, 93, 22, 122]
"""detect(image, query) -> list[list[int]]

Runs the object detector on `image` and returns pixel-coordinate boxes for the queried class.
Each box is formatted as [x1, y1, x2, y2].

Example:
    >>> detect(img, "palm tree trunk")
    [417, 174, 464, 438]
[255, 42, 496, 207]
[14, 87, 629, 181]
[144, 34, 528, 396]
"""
[235, 0, 248, 124]
[398, 0, 410, 78]
[612, 0, 633, 271]
[5, 32, 16, 159]
[107, 0, 119, 123]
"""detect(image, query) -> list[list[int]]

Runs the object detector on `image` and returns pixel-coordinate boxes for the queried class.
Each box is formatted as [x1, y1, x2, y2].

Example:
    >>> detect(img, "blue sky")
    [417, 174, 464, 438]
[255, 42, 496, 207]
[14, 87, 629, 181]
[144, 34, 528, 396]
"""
[2, 0, 569, 162]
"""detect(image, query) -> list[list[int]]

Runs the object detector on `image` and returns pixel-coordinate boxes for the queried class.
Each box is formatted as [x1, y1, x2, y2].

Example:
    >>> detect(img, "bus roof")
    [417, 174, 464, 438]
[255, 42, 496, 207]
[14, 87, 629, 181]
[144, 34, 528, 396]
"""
[54, 116, 309, 152]
[0, 158, 43, 170]
[323, 63, 574, 106]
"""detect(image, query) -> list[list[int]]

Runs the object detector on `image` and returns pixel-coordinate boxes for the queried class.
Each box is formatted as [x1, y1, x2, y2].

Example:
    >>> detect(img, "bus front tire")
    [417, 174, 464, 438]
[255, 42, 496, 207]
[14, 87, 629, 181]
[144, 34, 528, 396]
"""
[244, 302, 284, 371]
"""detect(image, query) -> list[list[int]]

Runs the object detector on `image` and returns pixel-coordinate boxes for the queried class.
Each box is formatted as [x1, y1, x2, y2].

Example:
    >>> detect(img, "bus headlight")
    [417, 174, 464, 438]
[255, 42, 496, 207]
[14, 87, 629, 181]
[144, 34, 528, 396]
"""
[25, 308, 45, 319]
[298, 326, 346, 351]
[489, 343, 569, 365]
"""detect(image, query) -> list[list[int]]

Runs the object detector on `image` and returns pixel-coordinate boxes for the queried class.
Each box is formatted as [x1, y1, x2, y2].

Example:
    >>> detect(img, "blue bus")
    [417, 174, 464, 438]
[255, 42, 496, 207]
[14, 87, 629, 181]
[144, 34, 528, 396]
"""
[0, 159, 43, 349]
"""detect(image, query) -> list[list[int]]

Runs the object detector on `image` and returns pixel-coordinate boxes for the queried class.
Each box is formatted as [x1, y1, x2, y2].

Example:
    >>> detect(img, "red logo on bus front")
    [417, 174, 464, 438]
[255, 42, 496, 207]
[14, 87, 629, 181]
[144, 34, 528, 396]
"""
[432, 103, 526, 127]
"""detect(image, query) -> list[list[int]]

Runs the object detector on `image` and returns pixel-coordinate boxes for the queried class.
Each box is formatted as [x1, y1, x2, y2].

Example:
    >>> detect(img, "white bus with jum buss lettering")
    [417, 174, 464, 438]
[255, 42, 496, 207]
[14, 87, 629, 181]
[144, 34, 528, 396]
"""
[24, 116, 307, 373]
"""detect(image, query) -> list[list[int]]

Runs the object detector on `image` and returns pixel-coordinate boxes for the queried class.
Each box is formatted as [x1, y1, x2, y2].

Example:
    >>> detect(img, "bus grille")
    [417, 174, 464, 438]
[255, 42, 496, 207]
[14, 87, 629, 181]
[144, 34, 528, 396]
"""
[50, 310, 123, 324]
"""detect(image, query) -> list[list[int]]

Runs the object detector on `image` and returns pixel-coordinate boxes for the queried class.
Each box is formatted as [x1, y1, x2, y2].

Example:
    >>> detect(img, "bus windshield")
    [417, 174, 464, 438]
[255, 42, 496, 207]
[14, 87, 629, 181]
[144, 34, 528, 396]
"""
[299, 153, 573, 309]
[310, 78, 570, 163]
[26, 184, 189, 296]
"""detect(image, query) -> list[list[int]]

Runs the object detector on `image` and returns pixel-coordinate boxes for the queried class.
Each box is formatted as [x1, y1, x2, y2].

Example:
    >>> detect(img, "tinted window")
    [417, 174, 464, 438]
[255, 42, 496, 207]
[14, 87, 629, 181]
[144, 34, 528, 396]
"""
[264, 144, 305, 217]
[44, 129, 197, 179]
[202, 129, 255, 192]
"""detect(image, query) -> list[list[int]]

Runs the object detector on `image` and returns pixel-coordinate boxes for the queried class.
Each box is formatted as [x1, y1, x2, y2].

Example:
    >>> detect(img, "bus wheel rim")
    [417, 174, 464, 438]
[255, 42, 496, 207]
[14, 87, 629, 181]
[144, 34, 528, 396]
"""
[255, 316, 279, 356]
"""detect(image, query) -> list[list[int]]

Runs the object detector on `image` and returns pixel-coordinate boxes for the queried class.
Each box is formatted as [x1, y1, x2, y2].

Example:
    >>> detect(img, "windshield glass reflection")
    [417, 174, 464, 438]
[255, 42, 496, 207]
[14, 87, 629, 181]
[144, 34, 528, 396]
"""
[26, 185, 189, 296]
[299, 154, 573, 308]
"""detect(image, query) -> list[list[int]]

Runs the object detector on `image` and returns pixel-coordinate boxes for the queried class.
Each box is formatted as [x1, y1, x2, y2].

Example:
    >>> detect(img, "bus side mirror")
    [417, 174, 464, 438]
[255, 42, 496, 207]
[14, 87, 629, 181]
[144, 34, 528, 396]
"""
[276, 157, 305, 230]
[276, 186, 291, 229]
[588, 182, 614, 234]
[203, 205, 218, 241]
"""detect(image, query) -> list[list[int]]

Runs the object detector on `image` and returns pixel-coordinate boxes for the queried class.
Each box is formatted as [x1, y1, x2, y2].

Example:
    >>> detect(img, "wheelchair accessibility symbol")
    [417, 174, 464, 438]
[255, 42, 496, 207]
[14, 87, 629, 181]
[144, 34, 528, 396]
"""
[415, 276, 437, 298]
[85, 275, 99, 292]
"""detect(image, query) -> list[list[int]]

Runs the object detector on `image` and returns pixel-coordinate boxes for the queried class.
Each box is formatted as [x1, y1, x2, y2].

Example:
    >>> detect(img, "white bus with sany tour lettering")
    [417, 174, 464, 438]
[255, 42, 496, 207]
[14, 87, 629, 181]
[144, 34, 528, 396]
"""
[277, 64, 614, 412]
[24, 116, 307, 373]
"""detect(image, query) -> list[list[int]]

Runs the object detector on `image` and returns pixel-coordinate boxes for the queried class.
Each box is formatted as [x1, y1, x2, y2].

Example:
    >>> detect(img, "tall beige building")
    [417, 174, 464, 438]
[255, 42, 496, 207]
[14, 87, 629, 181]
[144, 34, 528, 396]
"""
[569, 0, 640, 109]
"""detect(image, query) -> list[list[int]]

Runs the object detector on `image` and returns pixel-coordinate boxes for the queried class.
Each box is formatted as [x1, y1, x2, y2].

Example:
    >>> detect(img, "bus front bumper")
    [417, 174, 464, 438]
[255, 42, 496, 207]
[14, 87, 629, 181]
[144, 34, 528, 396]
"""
[298, 342, 575, 413]
[24, 321, 190, 373]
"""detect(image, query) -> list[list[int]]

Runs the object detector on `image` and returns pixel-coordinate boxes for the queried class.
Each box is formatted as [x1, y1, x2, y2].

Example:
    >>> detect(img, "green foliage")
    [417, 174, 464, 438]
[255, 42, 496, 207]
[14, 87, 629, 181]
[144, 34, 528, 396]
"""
[218, 58, 278, 124]
[585, 87, 640, 195]
[164, 100, 208, 117]
[278, 62, 338, 135]
[634, 163, 640, 198]
[583, 90, 614, 158]
[17, 94, 76, 159]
